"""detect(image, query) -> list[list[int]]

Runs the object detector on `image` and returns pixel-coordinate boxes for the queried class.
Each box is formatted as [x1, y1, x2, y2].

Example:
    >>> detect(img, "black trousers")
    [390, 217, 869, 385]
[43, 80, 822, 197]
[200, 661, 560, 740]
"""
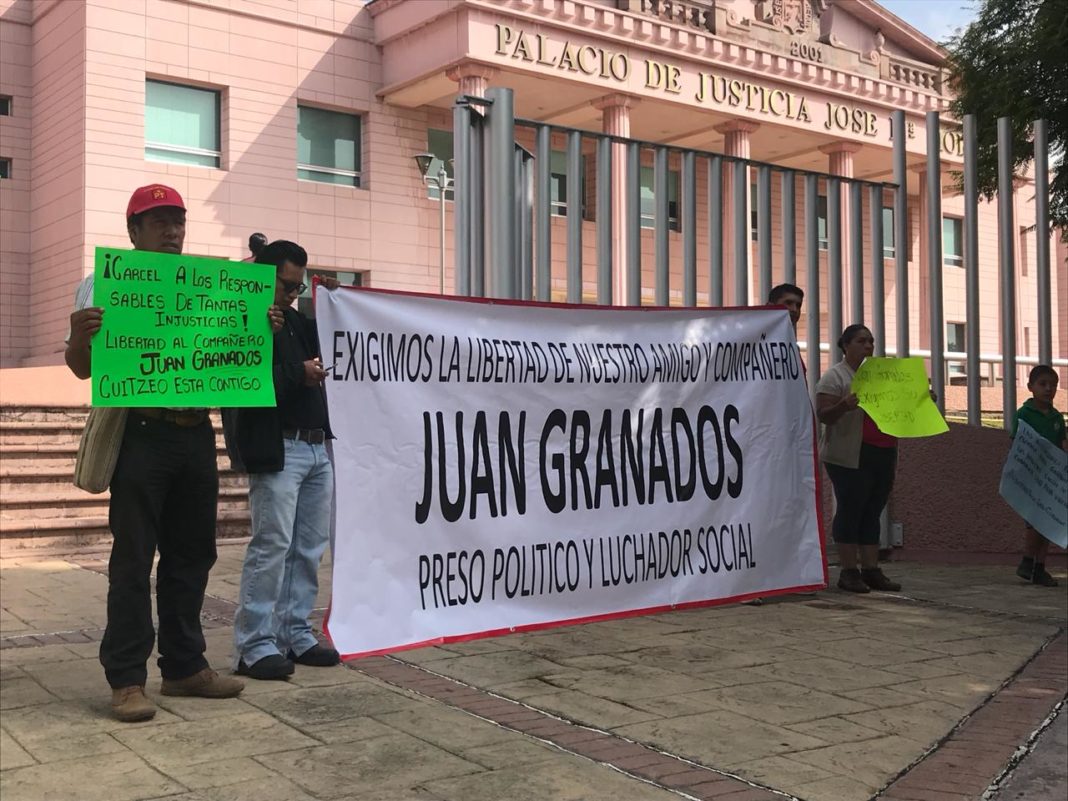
[100, 414, 219, 688]
[824, 444, 898, 546]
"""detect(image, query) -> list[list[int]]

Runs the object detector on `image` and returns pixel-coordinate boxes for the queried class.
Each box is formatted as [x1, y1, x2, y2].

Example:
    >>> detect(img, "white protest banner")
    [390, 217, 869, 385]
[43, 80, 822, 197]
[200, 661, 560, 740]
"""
[318, 288, 826, 658]
[1000, 421, 1068, 548]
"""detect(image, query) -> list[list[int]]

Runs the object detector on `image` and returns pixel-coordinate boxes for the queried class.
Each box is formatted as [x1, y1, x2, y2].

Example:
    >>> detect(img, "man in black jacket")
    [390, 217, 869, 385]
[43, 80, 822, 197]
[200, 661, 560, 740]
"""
[226, 240, 340, 679]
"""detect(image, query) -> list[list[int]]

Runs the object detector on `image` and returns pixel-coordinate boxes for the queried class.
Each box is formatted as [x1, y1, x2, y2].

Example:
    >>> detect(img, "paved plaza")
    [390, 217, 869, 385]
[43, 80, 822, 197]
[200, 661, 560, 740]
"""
[1, 543, 1065, 801]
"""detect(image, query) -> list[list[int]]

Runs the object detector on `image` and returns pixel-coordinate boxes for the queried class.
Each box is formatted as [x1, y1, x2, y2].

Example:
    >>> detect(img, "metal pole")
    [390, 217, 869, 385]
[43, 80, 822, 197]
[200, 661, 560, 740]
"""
[709, 156, 723, 306]
[849, 180, 864, 325]
[453, 103, 470, 297]
[782, 170, 796, 284]
[926, 111, 945, 412]
[470, 117, 484, 298]
[566, 130, 583, 304]
[438, 165, 447, 294]
[1034, 119, 1051, 365]
[733, 159, 747, 306]
[626, 142, 641, 305]
[596, 135, 612, 305]
[758, 165, 772, 303]
[805, 173, 821, 387]
[892, 110, 909, 358]
[828, 177, 842, 341]
[655, 146, 669, 305]
[997, 117, 1016, 427]
[485, 87, 515, 299]
[964, 114, 981, 425]
[682, 151, 697, 307]
[534, 125, 551, 302]
[869, 184, 885, 356]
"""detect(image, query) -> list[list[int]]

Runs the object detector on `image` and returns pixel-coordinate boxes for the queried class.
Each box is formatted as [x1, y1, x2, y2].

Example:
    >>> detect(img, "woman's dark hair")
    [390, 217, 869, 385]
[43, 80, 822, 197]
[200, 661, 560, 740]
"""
[837, 324, 871, 353]
[255, 239, 308, 270]
[248, 232, 268, 256]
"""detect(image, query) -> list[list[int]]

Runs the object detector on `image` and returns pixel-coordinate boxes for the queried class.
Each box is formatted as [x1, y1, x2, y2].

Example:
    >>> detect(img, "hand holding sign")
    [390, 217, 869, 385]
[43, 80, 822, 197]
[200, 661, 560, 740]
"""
[851, 357, 948, 438]
[91, 247, 276, 407]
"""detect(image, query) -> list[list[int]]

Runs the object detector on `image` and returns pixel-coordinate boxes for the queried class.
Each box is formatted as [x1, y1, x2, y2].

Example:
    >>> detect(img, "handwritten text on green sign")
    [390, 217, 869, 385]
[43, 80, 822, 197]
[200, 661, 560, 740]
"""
[91, 247, 276, 407]
[851, 356, 948, 438]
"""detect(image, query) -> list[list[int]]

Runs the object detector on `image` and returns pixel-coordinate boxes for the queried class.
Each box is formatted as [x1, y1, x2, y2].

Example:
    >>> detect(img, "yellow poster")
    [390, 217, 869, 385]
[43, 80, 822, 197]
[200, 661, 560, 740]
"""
[851, 357, 949, 438]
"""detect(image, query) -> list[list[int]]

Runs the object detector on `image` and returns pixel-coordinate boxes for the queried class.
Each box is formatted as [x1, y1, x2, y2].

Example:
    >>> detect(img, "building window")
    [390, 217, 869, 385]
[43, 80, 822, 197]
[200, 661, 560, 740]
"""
[145, 80, 220, 167]
[426, 129, 454, 201]
[0, 96, 11, 116]
[946, 321, 966, 376]
[943, 216, 963, 268]
[816, 195, 828, 251]
[882, 207, 895, 259]
[0, 158, 10, 179]
[297, 105, 361, 187]
[750, 183, 758, 241]
[639, 166, 679, 231]
[549, 150, 585, 217]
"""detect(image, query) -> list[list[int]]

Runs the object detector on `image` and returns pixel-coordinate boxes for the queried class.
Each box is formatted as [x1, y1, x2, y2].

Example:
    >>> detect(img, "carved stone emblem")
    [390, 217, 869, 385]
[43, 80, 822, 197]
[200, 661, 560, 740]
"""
[774, 0, 813, 34]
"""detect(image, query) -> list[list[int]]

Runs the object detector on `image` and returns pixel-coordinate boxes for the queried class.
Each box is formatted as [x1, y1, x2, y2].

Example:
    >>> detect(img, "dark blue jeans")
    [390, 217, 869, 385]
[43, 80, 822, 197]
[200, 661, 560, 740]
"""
[100, 413, 218, 689]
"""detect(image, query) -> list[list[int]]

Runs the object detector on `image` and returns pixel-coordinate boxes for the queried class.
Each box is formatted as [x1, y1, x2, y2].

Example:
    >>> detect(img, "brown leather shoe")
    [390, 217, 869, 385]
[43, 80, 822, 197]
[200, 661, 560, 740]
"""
[160, 668, 244, 698]
[861, 567, 902, 592]
[111, 685, 156, 722]
[837, 568, 871, 593]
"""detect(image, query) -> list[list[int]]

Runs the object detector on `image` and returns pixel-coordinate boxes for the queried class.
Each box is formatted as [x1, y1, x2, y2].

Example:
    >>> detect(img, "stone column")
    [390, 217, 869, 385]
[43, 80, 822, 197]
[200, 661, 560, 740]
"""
[819, 142, 863, 326]
[592, 94, 637, 306]
[715, 121, 759, 305]
[446, 63, 495, 101]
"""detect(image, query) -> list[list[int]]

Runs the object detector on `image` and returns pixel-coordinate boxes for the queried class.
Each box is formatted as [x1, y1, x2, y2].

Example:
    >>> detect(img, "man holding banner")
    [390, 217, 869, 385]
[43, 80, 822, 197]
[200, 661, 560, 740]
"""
[65, 185, 276, 721]
[225, 240, 340, 680]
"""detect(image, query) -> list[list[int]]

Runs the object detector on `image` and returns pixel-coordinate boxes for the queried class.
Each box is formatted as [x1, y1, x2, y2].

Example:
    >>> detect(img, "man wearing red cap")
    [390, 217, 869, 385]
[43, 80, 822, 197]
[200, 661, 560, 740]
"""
[65, 184, 261, 721]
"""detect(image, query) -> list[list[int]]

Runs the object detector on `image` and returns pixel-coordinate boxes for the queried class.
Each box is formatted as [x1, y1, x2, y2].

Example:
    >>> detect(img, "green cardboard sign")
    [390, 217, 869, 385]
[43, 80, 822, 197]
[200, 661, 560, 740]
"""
[851, 356, 949, 438]
[91, 247, 276, 407]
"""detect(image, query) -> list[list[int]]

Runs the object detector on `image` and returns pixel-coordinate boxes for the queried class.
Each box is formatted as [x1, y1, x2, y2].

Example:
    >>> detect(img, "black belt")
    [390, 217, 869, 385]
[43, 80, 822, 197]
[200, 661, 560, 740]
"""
[134, 408, 209, 427]
[282, 428, 326, 445]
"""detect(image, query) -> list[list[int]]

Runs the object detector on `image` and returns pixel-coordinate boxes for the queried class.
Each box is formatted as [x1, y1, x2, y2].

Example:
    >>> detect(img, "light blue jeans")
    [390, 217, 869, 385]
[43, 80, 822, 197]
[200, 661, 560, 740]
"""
[233, 438, 333, 667]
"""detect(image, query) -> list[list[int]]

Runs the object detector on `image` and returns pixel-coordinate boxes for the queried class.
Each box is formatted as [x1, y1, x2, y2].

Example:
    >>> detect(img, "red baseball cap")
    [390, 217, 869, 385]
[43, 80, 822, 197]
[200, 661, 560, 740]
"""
[126, 184, 186, 220]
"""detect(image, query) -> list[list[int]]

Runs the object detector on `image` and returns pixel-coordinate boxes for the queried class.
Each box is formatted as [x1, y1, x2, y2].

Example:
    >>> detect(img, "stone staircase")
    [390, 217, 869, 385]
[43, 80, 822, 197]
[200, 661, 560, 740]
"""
[0, 406, 252, 551]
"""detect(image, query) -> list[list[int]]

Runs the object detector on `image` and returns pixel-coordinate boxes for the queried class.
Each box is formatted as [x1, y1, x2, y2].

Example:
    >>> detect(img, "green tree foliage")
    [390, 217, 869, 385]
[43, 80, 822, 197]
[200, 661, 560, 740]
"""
[944, 0, 1068, 230]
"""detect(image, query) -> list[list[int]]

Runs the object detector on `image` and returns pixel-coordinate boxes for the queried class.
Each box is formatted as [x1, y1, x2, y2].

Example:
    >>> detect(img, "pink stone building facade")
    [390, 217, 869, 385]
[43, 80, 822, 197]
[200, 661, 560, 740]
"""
[0, 0, 1065, 404]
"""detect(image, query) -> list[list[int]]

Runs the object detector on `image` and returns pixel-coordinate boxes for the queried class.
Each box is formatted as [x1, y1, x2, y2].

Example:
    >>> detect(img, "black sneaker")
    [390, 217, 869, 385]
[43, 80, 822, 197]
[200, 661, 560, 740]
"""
[861, 567, 902, 592]
[236, 654, 294, 680]
[1016, 557, 1035, 582]
[1031, 564, 1060, 587]
[287, 644, 340, 667]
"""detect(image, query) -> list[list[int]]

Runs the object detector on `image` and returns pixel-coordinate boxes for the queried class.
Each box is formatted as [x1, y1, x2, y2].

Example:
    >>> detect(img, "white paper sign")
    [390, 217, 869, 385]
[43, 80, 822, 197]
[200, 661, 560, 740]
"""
[318, 289, 826, 658]
[1000, 421, 1068, 548]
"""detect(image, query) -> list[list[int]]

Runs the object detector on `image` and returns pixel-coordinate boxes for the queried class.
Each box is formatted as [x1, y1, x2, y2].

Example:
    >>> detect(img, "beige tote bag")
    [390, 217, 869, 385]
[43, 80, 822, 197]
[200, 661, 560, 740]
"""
[73, 407, 128, 493]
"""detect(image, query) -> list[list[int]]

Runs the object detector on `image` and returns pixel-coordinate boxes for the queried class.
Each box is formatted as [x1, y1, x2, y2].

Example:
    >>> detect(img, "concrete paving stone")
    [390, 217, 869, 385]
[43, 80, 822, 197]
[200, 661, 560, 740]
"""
[437, 637, 520, 656]
[793, 773, 882, 801]
[456, 737, 566, 770]
[21, 658, 126, 701]
[242, 680, 424, 729]
[259, 732, 481, 797]
[792, 636, 947, 667]
[484, 677, 559, 701]
[725, 753, 836, 787]
[689, 624, 810, 652]
[838, 685, 935, 710]
[878, 658, 972, 681]
[18, 729, 129, 764]
[374, 704, 514, 750]
[422, 755, 684, 801]
[0, 642, 83, 666]
[681, 680, 872, 726]
[0, 730, 36, 770]
[425, 650, 573, 689]
[887, 674, 1003, 710]
[744, 655, 909, 693]
[189, 776, 321, 801]
[153, 695, 252, 721]
[845, 700, 969, 747]
[784, 715, 887, 745]
[298, 715, 400, 745]
[153, 756, 276, 791]
[901, 651, 1035, 682]
[1, 698, 182, 745]
[787, 734, 931, 788]
[624, 640, 813, 674]
[549, 653, 635, 670]
[542, 663, 720, 703]
[622, 690, 735, 718]
[918, 633, 1050, 658]
[390, 646, 459, 666]
[508, 627, 635, 659]
[521, 688, 662, 728]
[0, 674, 56, 709]
[0, 752, 184, 801]
[613, 708, 827, 766]
[111, 710, 319, 770]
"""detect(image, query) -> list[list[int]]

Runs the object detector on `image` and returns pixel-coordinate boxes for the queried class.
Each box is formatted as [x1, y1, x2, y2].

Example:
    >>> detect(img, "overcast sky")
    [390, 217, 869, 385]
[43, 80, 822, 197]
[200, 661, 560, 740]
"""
[877, 0, 981, 43]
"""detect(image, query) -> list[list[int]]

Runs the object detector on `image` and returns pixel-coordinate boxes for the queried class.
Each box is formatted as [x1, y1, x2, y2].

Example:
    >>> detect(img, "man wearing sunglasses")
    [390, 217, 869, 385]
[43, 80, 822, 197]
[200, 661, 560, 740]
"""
[224, 240, 339, 680]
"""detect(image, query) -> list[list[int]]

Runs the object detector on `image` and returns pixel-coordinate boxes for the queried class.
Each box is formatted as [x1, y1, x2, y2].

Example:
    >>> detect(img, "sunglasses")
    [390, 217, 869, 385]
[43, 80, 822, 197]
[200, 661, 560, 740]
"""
[279, 279, 307, 295]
